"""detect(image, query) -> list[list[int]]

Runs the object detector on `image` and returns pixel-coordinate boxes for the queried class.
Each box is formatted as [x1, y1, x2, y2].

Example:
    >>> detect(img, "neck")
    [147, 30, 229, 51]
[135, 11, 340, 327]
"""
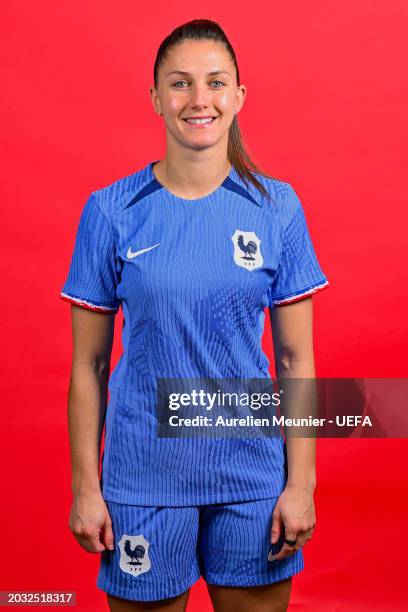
[153, 150, 231, 199]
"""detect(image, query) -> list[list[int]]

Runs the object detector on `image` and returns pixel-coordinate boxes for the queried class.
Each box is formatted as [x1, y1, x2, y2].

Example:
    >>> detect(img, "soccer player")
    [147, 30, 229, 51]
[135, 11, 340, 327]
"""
[61, 19, 329, 612]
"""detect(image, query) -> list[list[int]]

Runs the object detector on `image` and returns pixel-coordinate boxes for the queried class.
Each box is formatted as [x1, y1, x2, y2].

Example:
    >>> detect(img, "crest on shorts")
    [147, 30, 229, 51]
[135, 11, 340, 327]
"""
[231, 230, 263, 271]
[118, 534, 151, 576]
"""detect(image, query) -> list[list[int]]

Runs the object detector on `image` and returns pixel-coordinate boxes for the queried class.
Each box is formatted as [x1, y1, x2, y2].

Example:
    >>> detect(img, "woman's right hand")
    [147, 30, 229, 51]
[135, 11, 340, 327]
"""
[68, 490, 114, 553]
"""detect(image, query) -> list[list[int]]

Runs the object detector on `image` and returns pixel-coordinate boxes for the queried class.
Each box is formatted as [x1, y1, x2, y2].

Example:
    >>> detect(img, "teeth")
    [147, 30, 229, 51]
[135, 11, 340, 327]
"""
[185, 117, 214, 124]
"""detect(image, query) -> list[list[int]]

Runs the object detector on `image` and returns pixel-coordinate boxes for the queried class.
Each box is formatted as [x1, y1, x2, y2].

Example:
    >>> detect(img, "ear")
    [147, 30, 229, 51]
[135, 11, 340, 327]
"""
[149, 87, 160, 113]
[235, 84, 247, 114]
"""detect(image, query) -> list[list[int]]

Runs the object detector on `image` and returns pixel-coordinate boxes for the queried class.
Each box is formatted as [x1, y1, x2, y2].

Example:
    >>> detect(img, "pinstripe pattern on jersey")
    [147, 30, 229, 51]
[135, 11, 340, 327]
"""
[61, 161, 329, 506]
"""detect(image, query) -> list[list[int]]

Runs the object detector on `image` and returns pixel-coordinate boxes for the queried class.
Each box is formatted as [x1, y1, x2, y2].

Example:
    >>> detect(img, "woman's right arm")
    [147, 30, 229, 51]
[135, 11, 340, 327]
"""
[67, 304, 116, 553]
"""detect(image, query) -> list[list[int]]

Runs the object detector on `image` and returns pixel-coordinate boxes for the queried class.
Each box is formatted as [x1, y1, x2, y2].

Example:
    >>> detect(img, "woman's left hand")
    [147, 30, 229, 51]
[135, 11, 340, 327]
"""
[268, 482, 316, 561]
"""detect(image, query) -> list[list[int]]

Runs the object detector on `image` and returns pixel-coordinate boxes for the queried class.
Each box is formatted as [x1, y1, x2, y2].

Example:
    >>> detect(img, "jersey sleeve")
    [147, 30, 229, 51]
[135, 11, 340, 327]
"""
[268, 184, 329, 307]
[60, 192, 120, 313]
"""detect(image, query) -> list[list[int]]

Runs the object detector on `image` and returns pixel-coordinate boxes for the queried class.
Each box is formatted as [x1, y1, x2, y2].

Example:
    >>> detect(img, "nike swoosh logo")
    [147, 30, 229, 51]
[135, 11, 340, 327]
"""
[127, 243, 160, 259]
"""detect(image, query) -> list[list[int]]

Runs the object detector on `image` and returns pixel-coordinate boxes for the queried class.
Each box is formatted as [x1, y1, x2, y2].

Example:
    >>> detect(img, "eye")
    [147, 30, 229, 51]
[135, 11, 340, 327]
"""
[172, 79, 226, 88]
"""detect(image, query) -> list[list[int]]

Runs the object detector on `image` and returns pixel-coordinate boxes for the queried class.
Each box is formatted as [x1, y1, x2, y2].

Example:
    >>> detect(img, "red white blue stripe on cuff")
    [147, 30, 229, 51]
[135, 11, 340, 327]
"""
[273, 280, 330, 306]
[60, 292, 118, 313]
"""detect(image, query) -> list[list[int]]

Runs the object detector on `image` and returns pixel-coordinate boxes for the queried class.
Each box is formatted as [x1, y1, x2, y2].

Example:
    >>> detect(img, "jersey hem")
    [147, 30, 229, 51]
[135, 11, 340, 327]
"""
[100, 483, 286, 507]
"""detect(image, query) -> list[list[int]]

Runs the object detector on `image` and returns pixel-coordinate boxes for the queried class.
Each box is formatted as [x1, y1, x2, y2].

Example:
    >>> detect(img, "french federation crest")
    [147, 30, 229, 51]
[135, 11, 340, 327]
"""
[118, 534, 151, 577]
[231, 230, 263, 271]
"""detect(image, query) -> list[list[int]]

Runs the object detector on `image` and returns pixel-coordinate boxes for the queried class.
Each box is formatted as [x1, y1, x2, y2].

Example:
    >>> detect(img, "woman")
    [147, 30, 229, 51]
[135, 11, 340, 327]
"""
[61, 19, 329, 612]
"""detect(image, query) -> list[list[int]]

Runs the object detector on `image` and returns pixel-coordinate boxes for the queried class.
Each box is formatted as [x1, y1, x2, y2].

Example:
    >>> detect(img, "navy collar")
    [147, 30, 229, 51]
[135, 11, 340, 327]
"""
[125, 161, 264, 209]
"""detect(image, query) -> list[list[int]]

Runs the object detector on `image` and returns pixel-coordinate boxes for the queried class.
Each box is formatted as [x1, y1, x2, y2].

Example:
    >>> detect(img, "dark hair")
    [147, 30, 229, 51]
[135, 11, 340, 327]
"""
[153, 19, 278, 201]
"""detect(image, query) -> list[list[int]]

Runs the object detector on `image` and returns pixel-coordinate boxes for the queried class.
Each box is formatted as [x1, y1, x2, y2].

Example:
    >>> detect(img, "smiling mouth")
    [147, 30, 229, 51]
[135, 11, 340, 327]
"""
[182, 117, 217, 125]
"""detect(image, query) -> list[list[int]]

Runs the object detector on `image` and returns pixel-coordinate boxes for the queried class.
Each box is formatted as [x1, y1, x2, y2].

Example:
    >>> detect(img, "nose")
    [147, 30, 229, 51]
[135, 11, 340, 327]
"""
[188, 83, 213, 108]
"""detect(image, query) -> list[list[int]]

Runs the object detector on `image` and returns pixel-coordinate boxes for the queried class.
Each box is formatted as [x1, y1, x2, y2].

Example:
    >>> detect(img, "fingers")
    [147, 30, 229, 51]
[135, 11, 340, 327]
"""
[101, 514, 115, 551]
[74, 526, 106, 553]
[268, 525, 315, 562]
[270, 505, 283, 544]
[269, 503, 301, 562]
[268, 526, 299, 562]
[68, 495, 114, 554]
[268, 540, 297, 562]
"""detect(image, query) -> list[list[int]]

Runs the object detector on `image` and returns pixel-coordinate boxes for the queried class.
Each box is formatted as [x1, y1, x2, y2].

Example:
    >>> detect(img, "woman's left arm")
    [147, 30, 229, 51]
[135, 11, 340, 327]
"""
[268, 297, 318, 561]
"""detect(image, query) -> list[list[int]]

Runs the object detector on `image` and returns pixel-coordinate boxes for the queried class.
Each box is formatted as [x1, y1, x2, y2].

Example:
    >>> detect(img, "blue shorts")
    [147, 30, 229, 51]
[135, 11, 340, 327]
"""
[96, 497, 304, 602]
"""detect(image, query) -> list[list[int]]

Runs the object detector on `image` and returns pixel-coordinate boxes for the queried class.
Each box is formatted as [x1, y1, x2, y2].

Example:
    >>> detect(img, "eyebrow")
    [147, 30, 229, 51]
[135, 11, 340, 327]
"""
[165, 70, 231, 77]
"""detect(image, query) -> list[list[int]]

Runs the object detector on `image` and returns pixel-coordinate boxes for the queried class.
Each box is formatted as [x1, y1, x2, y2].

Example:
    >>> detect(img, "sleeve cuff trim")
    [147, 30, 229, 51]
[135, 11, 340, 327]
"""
[273, 280, 330, 306]
[60, 292, 119, 313]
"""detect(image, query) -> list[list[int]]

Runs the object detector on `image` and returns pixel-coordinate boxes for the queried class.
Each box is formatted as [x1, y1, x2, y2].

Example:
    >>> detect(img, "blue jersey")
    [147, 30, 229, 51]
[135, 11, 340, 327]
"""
[60, 161, 329, 505]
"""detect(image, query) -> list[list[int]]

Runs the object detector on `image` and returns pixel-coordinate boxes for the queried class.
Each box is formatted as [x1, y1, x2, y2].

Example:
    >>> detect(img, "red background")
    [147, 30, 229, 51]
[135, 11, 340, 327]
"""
[1, 1, 407, 610]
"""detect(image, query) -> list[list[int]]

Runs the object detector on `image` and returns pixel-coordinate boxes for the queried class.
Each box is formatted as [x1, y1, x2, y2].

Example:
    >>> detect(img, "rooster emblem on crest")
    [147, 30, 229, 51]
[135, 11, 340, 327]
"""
[119, 534, 151, 576]
[231, 230, 263, 270]
[237, 234, 258, 260]
[124, 540, 145, 566]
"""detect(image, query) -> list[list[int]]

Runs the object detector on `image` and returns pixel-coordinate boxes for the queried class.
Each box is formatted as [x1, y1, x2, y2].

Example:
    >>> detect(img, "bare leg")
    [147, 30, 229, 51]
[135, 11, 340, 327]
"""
[106, 589, 191, 612]
[206, 577, 292, 612]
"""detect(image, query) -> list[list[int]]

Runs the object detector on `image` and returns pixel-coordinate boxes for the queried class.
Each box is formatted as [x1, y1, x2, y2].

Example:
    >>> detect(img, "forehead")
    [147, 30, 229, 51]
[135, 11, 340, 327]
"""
[162, 40, 232, 72]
